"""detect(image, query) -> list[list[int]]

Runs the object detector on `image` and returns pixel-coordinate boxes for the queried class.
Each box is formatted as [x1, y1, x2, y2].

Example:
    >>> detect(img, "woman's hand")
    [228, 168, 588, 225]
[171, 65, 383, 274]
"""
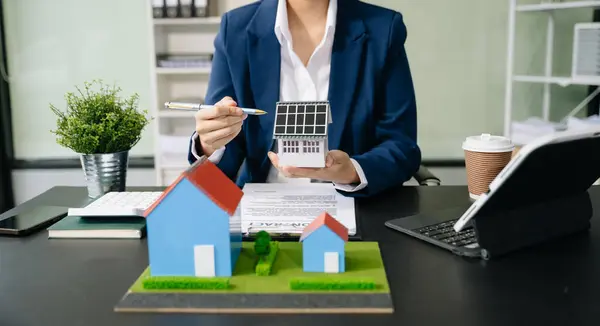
[194, 96, 247, 156]
[267, 150, 360, 184]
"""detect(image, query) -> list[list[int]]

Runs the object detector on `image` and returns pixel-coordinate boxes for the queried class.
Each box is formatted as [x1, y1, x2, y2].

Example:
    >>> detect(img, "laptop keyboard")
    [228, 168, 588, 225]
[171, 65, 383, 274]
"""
[416, 219, 477, 247]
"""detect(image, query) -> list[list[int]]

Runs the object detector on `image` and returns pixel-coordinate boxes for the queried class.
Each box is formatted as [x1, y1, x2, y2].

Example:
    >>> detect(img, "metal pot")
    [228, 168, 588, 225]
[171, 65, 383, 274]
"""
[79, 151, 129, 198]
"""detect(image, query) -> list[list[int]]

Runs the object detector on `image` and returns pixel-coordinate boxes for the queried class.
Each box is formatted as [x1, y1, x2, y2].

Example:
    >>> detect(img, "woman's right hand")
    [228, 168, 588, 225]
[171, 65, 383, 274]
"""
[195, 96, 246, 157]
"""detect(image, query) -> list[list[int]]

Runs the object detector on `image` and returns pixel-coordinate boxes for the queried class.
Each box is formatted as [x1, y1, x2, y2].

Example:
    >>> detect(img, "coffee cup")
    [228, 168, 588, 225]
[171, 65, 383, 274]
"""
[462, 133, 515, 200]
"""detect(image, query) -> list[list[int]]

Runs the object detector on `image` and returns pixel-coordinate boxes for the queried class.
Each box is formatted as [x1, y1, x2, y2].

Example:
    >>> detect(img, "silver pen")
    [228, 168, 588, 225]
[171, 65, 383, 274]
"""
[164, 101, 267, 115]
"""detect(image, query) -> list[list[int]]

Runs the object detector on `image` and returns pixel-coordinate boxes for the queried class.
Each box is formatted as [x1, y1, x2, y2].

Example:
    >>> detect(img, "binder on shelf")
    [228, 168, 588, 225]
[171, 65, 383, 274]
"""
[165, 0, 179, 18]
[194, 0, 208, 18]
[180, 0, 193, 17]
[152, 0, 165, 18]
[572, 23, 600, 84]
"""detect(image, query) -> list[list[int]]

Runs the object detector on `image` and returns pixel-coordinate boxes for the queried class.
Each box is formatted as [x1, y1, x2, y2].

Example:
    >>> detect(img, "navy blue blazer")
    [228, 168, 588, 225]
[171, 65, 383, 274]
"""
[188, 0, 422, 197]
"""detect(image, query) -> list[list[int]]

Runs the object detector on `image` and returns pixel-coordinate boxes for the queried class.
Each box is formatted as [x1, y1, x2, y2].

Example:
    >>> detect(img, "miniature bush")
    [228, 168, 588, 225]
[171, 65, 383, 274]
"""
[255, 241, 279, 276]
[142, 276, 230, 290]
[289, 278, 376, 291]
[254, 230, 272, 259]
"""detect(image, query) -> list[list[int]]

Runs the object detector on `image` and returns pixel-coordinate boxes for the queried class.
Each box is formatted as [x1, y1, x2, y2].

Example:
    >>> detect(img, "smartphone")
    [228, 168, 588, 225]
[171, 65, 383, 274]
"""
[0, 206, 69, 236]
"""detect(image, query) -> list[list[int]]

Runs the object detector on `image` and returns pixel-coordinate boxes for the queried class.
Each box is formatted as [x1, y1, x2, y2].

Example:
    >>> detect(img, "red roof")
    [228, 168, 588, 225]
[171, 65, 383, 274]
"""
[144, 159, 243, 217]
[300, 212, 348, 242]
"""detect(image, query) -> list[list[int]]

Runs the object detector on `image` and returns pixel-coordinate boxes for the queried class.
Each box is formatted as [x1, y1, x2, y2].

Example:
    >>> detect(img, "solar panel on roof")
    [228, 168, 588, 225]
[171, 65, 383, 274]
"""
[273, 101, 329, 137]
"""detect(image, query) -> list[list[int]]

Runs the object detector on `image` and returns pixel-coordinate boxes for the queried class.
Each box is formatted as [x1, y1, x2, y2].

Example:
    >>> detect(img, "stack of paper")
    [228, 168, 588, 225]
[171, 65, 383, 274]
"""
[240, 183, 356, 235]
[566, 115, 600, 130]
[511, 118, 561, 145]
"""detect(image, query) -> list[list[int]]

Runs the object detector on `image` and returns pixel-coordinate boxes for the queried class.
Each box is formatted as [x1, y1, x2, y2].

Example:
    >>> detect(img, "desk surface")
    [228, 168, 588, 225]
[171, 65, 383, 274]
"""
[1, 186, 599, 326]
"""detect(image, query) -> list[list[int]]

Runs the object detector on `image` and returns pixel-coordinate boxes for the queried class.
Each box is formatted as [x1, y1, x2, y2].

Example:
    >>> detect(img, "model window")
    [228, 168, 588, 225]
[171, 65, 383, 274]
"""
[283, 140, 299, 153]
[303, 141, 319, 153]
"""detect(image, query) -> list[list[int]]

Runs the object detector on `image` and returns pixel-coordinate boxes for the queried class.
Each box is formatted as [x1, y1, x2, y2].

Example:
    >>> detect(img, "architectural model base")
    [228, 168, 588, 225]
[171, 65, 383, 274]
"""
[115, 242, 393, 314]
[114, 292, 393, 314]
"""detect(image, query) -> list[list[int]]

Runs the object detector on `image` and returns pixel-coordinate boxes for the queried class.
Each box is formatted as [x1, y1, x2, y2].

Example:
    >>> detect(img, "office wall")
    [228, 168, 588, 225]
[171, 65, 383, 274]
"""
[371, 0, 593, 159]
[3, 0, 155, 160]
[11, 168, 156, 205]
[3, 0, 596, 205]
[3, 0, 593, 161]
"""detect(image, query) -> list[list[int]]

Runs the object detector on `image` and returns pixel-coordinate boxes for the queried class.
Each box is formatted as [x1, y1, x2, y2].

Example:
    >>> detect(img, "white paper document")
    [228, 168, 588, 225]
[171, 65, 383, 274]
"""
[240, 183, 356, 235]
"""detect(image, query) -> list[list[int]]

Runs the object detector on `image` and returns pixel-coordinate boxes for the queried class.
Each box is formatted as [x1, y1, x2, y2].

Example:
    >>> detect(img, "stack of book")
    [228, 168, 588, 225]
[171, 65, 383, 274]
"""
[156, 53, 213, 69]
[48, 216, 146, 239]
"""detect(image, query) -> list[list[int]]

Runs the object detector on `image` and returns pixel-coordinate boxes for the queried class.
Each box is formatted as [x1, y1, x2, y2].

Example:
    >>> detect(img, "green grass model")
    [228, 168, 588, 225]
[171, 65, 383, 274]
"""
[130, 240, 389, 294]
[255, 241, 279, 276]
[143, 276, 230, 290]
[289, 277, 376, 290]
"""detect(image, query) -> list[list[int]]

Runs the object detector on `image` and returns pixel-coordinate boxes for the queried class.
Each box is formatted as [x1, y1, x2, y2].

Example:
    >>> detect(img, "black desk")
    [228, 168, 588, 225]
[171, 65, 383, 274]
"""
[1, 186, 599, 326]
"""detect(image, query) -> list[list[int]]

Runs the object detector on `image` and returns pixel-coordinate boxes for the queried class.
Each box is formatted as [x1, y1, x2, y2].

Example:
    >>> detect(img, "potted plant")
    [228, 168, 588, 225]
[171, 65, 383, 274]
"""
[50, 80, 152, 198]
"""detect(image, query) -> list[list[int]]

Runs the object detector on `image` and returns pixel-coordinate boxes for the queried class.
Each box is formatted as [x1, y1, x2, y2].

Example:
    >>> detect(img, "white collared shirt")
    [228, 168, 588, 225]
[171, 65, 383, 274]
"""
[191, 0, 367, 192]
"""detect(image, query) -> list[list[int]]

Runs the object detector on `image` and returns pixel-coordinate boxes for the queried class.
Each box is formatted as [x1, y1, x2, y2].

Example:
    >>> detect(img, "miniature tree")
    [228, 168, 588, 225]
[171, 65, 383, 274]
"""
[254, 230, 271, 260]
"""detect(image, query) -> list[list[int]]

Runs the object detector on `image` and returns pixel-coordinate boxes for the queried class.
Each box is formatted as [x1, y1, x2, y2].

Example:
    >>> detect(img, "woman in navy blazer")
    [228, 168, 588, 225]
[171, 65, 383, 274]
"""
[188, 0, 421, 197]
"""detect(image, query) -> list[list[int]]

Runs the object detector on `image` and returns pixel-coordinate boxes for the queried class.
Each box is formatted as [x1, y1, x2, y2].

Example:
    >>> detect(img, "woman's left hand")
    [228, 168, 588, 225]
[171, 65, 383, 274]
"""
[267, 150, 359, 184]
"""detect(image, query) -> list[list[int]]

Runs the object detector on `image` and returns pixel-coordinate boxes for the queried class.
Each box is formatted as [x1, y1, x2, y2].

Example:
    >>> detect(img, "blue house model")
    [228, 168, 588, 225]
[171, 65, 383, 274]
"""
[143, 157, 243, 277]
[300, 212, 349, 273]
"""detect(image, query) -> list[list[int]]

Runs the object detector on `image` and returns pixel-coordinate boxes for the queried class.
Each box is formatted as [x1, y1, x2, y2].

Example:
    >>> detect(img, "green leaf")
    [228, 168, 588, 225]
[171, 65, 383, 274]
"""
[49, 79, 153, 154]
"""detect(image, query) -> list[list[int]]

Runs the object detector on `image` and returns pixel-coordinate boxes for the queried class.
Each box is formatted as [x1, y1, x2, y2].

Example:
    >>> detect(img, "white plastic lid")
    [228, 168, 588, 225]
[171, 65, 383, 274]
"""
[462, 133, 514, 153]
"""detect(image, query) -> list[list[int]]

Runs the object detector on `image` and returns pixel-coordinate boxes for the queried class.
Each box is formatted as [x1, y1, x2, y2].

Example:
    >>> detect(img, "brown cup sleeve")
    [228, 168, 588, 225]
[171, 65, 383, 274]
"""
[464, 150, 513, 196]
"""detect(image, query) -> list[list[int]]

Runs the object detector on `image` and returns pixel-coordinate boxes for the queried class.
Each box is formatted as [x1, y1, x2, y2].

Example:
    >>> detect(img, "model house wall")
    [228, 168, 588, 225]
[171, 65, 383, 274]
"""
[146, 178, 240, 277]
[228, 205, 242, 267]
[278, 139, 327, 168]
[302, 226, 346, 273]
[145, 159, 243, 278]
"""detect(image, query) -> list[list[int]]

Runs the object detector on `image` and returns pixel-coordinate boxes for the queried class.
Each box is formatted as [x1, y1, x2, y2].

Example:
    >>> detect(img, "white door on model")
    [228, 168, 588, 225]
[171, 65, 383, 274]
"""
[194, 245, 215, 277]
[324, 252, 339, 273]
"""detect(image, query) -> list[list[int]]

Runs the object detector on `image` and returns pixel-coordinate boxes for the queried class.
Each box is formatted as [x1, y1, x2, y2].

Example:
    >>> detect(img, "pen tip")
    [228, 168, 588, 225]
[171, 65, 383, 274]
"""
[257, 109, 267, 115]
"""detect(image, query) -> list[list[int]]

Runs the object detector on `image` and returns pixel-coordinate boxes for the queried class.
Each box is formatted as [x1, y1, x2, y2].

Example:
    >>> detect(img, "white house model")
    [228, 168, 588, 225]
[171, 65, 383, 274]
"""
[272, 101, 332, 168]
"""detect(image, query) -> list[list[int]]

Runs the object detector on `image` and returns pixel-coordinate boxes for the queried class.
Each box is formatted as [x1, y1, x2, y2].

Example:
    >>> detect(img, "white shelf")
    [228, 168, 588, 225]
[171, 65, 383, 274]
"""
[153, 17, 221, 25]
[158, 110, 196, 118]
[156, 67, 211, 75]
[517, 1, 600, 12]
[513, 75, 600, 86]
[503, 0, 600, 137]
[149, 1, 251, 186]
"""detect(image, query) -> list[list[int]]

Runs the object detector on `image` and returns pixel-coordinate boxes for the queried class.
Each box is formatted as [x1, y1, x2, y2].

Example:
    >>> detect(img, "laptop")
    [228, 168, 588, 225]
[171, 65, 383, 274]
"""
[385, 126, 600, 259]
